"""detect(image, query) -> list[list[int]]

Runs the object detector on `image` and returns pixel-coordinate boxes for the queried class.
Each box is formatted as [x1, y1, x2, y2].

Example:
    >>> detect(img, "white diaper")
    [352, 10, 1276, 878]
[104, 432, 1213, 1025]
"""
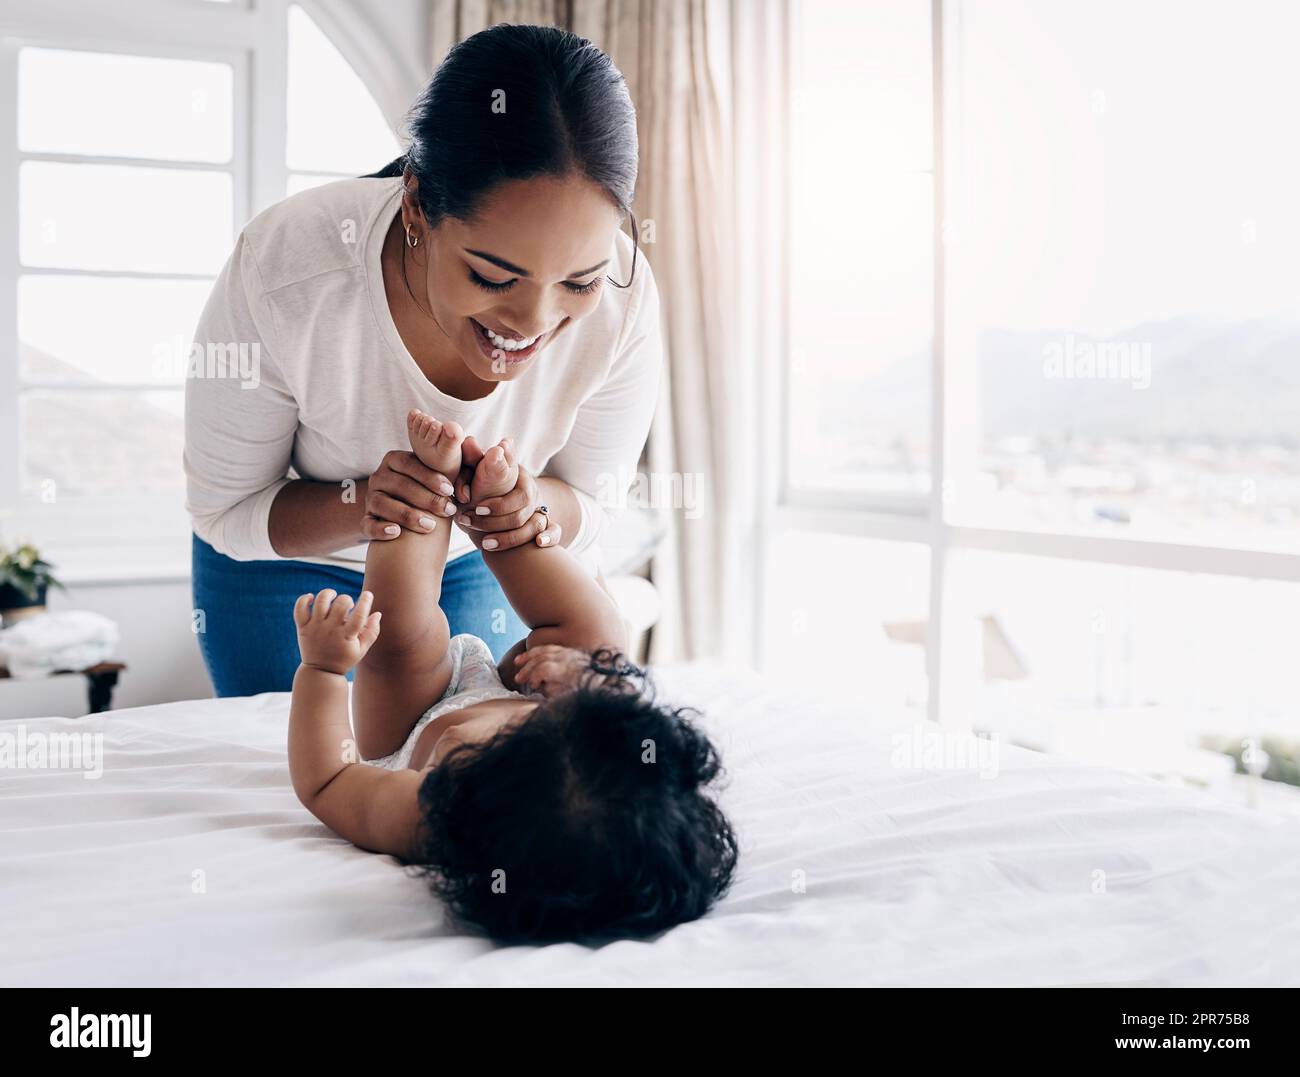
[363, 634, 528, 772]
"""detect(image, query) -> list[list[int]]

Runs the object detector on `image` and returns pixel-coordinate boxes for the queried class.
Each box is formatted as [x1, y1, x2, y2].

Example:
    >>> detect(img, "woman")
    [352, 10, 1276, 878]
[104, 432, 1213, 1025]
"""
[186, 24, 662, 696]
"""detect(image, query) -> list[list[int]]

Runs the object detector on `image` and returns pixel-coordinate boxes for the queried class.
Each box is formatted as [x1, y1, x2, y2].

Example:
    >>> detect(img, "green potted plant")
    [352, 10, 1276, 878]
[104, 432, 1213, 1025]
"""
[0, 543, 64, 625]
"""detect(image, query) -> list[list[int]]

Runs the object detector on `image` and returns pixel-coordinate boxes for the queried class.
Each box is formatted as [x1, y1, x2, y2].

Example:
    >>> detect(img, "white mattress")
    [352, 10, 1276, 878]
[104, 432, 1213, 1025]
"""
[2, 662, 1297, 987]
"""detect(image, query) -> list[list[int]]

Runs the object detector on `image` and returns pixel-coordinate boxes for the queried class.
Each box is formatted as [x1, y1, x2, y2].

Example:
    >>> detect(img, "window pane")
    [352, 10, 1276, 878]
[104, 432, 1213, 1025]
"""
[286, 4, 401, 175]
[948, 550, 1300, 809]
[763, 530, 930, 710]
[20, 275, 213, 386]
[788, 0, 932, 498]
[20, 161, 232, 274]
[19, 48, 233, 163]
[953, 0, 1300, 552]
[21, 390, 185, 496]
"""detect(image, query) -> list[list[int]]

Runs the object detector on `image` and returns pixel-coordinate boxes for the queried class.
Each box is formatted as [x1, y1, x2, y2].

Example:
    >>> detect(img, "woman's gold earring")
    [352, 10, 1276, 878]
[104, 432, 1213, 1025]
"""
[405, 224, 419, 249]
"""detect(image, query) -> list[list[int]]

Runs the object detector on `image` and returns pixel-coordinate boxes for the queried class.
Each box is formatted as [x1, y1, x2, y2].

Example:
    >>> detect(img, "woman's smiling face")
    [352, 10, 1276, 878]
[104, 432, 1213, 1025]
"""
[400, 171, 623, 384]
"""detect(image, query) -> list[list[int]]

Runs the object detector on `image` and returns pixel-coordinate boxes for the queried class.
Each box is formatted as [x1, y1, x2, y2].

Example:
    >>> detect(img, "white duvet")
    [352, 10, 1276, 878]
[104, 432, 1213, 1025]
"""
[2, 662, 1297, 986]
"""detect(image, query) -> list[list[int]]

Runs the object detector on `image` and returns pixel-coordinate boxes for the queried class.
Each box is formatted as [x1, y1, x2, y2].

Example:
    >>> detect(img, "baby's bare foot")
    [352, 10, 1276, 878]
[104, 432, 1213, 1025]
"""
[407, 409, 464, 477]
[471, 438, 518, 503]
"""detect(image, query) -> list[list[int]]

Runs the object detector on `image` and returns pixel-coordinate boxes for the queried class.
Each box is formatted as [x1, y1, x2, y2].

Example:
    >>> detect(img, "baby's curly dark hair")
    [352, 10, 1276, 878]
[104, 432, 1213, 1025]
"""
[410, 649, 739, 944]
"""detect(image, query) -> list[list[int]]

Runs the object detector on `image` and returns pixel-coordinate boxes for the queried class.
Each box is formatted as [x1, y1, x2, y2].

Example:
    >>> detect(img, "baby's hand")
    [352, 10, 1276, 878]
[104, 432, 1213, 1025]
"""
[513, 644, 594, 698]
[294, 589, 382, 676]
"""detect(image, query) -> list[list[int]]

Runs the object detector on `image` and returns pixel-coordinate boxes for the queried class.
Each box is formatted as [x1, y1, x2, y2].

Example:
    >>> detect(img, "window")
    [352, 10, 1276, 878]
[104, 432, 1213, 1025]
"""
[949, 551, 1300, 795]
[778, 0, 1300, 806]
[763, 533, 930, 713]
[286, 4, 401, 191]
[787, 0, 932, 504]
[950, 0, 1300, 553]
[7, 46, 237, 567]
[0, 1, 401, 576]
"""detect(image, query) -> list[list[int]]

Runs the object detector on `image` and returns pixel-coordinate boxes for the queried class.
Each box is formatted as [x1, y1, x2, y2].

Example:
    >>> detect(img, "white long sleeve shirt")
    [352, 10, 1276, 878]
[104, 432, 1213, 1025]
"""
[184, 176, 662, 571]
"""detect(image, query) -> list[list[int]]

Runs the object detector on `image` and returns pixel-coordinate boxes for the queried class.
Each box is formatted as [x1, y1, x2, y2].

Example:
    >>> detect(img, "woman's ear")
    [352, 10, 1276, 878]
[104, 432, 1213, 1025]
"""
[400, 169, 425, 230]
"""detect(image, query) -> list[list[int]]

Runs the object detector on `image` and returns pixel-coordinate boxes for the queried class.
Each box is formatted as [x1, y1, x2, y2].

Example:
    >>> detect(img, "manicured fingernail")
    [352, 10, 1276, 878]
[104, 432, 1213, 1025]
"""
[418, 516, 436, 530]
[442, 502, 457, 515]
[438, 481, 454, 496]
[483, 539, 499, 550]
[538, 534, 551, 546]
[384, 525, 400, 537]
[475, 506, 490, 516]
[458, 514, 471, 525]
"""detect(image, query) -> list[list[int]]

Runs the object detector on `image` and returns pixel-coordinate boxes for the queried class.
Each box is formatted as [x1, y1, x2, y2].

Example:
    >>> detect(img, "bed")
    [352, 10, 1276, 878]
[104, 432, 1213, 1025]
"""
[2, 661, 1297, 987]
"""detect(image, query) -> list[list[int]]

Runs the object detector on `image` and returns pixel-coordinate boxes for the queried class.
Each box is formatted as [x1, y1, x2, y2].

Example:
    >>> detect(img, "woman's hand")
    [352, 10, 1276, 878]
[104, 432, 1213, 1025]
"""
[453, 436, 560, 552]
[361, 450, 459, 541]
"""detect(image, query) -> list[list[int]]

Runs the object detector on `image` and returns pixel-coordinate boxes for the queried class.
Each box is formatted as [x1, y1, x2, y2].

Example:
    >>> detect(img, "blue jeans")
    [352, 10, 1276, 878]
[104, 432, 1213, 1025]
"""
[191, 534, 526, 697]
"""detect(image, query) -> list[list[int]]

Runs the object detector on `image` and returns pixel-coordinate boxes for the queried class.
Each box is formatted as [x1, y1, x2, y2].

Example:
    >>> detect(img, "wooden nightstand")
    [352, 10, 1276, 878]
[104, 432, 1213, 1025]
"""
[0, 661, 127, 714]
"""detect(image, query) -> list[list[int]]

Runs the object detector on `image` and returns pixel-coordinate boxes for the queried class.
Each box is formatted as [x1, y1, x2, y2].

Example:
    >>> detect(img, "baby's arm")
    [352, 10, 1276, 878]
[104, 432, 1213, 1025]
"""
[288, 589, 423, 857]
[455, 442, 629, 690]
[460, 524, 629, 691]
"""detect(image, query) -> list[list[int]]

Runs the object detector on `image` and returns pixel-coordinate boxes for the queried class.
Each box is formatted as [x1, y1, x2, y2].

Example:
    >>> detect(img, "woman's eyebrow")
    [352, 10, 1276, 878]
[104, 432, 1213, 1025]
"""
[463, 248, 610, 279]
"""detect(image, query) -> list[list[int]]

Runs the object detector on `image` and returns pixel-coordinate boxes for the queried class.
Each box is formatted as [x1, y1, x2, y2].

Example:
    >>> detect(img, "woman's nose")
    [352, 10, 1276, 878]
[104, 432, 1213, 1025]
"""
[500, 305, 560, 339]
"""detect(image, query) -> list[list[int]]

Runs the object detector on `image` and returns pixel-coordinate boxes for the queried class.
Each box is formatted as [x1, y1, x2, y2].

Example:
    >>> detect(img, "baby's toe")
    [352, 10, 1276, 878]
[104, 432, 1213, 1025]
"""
[407, 418, 463, 476]
[437, 420, 464, 451]
[407, 409, 444, 465]
[472, 442, 519, 500]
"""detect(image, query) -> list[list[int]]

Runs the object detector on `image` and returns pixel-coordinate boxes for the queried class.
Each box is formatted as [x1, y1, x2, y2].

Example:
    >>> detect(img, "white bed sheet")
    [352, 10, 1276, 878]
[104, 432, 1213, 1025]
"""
[2, 662, 1297, 987]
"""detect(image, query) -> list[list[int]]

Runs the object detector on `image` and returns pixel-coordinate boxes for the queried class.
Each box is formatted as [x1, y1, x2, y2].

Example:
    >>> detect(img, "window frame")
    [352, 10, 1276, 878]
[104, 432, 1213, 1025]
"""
[0, 3, 264, 581]
[772, 0, 1300, 729]
[0, 0, 399, 583]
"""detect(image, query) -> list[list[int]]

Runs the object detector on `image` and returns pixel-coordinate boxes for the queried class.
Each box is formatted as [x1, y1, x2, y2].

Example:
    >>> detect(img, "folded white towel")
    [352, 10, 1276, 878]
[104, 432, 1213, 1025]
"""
[0, 611, 119, 679]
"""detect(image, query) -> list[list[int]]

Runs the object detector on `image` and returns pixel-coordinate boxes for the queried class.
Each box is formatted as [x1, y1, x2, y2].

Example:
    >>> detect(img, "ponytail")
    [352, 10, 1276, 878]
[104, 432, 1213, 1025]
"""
[361, 154, 407, 179]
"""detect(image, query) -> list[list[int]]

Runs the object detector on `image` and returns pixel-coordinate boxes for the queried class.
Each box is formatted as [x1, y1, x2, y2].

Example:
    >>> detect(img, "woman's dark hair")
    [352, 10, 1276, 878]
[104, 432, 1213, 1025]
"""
[364, 23, 640, 288]
[411, 650, 739, 944]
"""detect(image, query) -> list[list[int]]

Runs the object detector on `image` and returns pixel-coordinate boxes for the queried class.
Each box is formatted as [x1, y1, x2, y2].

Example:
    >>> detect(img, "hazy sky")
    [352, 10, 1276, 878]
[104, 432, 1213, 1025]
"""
[957, 0, 1300, 334]
[793, 0, 1300, 365]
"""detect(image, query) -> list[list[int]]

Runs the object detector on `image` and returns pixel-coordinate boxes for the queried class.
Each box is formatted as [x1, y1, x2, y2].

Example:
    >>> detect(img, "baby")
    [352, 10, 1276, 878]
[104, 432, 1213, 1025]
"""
[287, 409, 737, 944]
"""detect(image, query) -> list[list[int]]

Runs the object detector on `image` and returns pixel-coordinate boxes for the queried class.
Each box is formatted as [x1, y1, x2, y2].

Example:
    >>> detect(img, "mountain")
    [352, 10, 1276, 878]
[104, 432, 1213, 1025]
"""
[807, 316, 1300, 449]
[977, 317, 1300, 446]
[18, 344, 185, 495]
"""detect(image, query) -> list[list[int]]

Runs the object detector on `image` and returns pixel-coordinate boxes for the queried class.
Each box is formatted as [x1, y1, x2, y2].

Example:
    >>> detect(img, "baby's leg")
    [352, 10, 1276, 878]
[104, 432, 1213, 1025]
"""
[351, 412, 463, 759]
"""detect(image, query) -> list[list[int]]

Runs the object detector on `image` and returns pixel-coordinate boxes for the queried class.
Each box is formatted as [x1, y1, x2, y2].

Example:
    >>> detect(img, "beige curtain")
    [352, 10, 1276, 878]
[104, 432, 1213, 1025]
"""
[426, 1, 788, 665]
